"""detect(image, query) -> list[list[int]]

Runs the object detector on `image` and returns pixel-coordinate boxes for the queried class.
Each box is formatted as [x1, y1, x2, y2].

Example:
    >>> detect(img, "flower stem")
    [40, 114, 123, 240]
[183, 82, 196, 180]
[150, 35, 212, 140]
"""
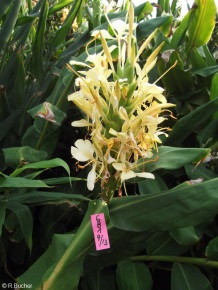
[130, 255, 218, 269]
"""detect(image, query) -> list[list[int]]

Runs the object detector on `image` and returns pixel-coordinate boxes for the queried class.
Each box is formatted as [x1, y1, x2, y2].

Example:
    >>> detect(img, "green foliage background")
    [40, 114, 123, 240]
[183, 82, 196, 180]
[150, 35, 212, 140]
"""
[0, 0, 218, 289]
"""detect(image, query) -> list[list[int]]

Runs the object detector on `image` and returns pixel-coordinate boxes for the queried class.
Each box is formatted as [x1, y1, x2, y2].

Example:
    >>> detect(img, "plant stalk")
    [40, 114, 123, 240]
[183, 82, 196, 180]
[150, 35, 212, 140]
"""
[131, 255, 218, 269]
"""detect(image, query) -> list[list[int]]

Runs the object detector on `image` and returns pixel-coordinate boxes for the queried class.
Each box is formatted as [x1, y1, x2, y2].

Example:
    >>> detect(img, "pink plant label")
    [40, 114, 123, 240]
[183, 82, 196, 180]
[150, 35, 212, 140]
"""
[91, 213, 110, 251]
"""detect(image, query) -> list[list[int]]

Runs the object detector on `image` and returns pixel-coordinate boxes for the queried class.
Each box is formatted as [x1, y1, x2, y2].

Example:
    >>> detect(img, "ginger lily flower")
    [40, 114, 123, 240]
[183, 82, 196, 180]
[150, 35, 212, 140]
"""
[68, 1, 175, 200]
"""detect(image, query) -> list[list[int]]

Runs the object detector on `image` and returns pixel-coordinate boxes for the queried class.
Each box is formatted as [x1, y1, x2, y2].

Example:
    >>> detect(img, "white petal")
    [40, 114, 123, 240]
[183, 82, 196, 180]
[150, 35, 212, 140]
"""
[91, 29, 114, 39]
[135, 172, 155, 179]
[118, 107, 129, 121]
[109, 128, 118, 136]
[87, 165, 96, 191]
[107, 155, 116, 164]
[71, 139, 94, 161]
[71, 146, 89, 162]
[69, 60, 91, 68]
[112, 162, 126, 171]
[121, 170, 136, 181]
[71, 119, 91, 127]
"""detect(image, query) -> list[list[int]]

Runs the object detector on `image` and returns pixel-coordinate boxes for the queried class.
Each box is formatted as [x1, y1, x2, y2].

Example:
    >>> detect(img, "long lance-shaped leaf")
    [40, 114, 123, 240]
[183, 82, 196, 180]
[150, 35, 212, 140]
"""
[171, 9, 193, 49]
[210, 73, 218, 119]
[116, 259, 153, 290]
[0, 199, 7, 237]
[0, 0, 22, 52]
[17, 200, 108, 290]
[11, 158, 70, 177]
[0, 0, 14, 18]
[49, 0, 85, 50]
[187, 0, 216, 55]
[49, 0, 74, 15]
[171, 263, 213, 290]
[3, 146, 47, 168]
[14, 53, 26, 107]
[0, 105, 24, 141]
[136, 16, 171, 42]
[16, 0, 75, 26]
[6, 201, 33, 252]
[0, 175, 50, 188]
[32, 0, 49, 82]
[109, 177, 218, 232]
[138, 146, 209, 172]
[164, 98, 218, 146]
[9, 191, 89, 205]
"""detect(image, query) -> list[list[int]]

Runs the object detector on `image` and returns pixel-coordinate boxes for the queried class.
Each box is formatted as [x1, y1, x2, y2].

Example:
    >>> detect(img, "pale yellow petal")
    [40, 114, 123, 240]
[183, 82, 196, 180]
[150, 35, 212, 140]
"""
[71, 139, 94, 162]
[91, 29, 114, 39]
[112, 162, 126, 172]
[87, 165, 96, 191]
[121, 170, 136, 181]
[135, 172, 155, 179]
[71, 119, 91, 127]
[69, 60, 92, 68]
[109, 128, 118, 136]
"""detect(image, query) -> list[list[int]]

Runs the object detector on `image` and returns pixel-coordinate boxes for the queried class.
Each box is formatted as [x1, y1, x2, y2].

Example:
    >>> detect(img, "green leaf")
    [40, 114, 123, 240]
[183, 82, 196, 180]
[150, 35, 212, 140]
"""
[3, 146, 47, 168]
[0, 0, 22, 52]
[187, 0, 216, 54]
[210, 73, 218, 100]
[49, 0, 85, 50]
[9, 191, 89, 205]
[171, 0, 179, 16]
[159, 15, 173, 36]
[0, 0, 14, 18]
[0, 175, 50, 188]
[136, 2, 153, 22]
[202, 44, 216, 66]
[17, 233, 74, 287]
[17, 200, 108, 290]
[171, 10, 193, 49]
[189, 47, 207, 70]
[49, 0, 74, 15]
[139, 146, 209, 172]
[197, 119, 218, 147]
[145, 231, 189, 256]
[14, 53, 26, 106]
[169, 226, 199, 246]
[210, 73, 218, 119]
[81, 268, 117, 290]
[205, 236, 218, 260]
[158, 50, 192, 94]
[185, 164, 217, 181]
[109, 177, 218, 232]
[84, 228, 152, 273]
[32, 0, 49, 82]
[171, 263, 213, 290]
[116, 259, 153, 290]
[0, 105, 24, 141]
[164, 98, 218, 146]
[42, 177, 84, 185]
[6, 201, 33, 252]
[12, 1, 42, 44]
[156, 0, 164, 17]
[0, 199, 7, 237]
[136, 16, 171, 42]
[192, 65, 218, 77]
[11, 158, 70, 178]
[138, 174, 168, 195]
[22, 125, 61, 158]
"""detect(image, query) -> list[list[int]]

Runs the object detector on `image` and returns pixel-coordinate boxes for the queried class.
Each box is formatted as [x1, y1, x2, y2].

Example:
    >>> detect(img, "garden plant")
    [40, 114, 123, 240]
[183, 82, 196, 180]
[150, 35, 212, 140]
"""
[0, 0, 218, 289]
